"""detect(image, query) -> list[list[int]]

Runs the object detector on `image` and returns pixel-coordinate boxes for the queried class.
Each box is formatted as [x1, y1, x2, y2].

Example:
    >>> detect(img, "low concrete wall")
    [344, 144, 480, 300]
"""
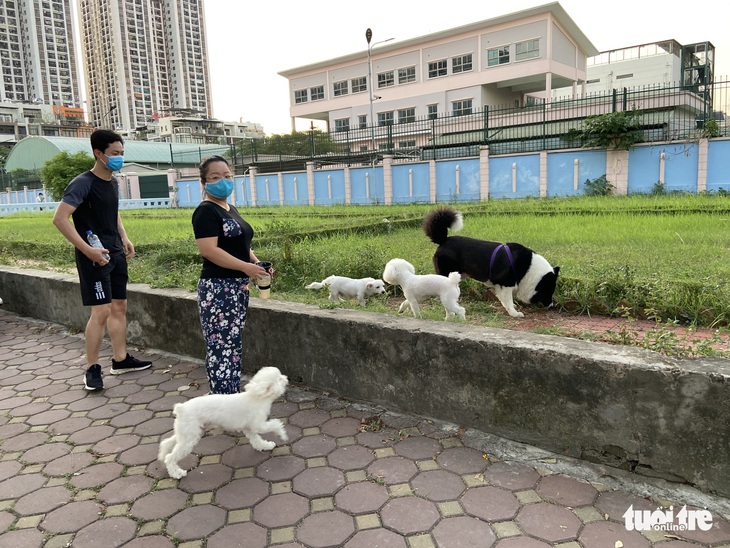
[1, 266, 729, 497]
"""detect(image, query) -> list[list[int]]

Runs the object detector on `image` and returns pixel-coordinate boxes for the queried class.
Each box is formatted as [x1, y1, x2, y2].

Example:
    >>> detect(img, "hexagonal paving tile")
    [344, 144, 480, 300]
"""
[293, 466, 346, 497]
[578, 520, 650, 547]
[536, 473, 598, 506]
[288, 408, 332, 428]
[394, 435, 443, 459]
[381, 496, 440, 534]
[215, 477, 270, 509]
[366, 456, 418, 485]
[130, 489, 189, 520]
[292, 433, 337, 457]
[328, 445, 376, 470]
[73, 516, 138, 548]
[207, 522, 268, 548]
[484, 461, 541, 491]
[253, 492, 309, 528]
[345, 528, 407, 548]
[594, 490, 657, 521]
[516, 502, 582, 543]
[335, 481, 390, 514]
[461, 485, 520, 521]
[320, 417, 360, 437]
[177, 463, 233, 493]
[436, 446, 489, 474]
[166, 504, 227, 541]
[411, 469, 465, 501]
[432, 516, 497, 548]
[98, 475, 154, 504]
[297, 510, 355, 547]
[256, 455, 306, 482]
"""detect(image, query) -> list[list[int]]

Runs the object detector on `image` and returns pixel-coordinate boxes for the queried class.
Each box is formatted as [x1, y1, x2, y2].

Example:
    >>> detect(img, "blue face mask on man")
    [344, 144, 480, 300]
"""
[104, 155, 124, 171]
[205, 178, 235, 199]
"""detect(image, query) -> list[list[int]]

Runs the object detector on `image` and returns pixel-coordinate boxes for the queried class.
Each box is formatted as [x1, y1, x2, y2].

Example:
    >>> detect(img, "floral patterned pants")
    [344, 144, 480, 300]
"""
[197, 277, 249, 394]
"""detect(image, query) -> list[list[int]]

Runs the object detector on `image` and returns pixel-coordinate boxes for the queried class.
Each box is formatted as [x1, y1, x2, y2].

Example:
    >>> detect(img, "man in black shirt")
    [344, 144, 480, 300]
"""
[52, 130, 152, 391]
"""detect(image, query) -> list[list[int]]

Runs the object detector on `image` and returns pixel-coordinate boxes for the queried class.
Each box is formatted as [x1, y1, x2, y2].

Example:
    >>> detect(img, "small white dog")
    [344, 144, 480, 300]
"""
[158, 366, 289, 479]
[383, 258, 466, 320]
[306, 275, 386, 306]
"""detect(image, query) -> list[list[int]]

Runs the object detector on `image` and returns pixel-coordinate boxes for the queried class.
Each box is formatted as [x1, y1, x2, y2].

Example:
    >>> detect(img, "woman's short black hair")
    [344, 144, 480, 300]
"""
[199, 155, 230, 181]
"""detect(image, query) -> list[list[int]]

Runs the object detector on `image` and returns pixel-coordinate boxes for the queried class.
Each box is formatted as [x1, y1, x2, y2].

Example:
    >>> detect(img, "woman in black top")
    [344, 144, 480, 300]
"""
[192, 156, 268, 394]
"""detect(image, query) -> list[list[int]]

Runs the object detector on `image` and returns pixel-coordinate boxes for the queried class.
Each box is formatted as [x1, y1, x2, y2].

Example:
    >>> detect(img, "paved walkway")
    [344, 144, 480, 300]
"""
[0, 309, 729, 548]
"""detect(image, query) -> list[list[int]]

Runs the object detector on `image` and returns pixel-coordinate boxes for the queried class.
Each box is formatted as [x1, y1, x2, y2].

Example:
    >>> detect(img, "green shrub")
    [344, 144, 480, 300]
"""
[583, 174, 614, 196]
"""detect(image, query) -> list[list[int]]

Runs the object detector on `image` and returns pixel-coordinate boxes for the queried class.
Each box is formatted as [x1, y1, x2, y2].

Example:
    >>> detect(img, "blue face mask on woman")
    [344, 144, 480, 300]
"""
[205, 178, 235, 199]
[105, 155, 124, 171]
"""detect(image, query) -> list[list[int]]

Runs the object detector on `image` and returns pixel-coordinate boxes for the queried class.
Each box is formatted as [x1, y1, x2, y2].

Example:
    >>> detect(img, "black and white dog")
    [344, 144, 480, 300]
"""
[423, 207, 560, 318]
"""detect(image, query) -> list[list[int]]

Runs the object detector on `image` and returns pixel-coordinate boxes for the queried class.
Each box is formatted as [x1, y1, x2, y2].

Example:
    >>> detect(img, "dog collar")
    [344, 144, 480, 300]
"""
[490, 244, 516, 276]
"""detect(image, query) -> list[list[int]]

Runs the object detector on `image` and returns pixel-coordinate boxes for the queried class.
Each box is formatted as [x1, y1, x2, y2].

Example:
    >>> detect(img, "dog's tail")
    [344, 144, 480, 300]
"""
[448, 271, 462, 286]
[305, 275, 334, 290]
[423, 206, 463, 244]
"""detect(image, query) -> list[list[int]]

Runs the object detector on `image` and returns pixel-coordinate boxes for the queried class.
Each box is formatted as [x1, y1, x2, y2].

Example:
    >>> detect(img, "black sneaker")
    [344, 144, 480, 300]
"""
[84, 364, 104, 391]
[110, 353, 152, 375]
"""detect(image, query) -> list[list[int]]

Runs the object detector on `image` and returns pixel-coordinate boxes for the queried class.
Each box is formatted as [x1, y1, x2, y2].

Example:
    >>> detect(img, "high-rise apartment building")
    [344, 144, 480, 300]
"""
[0, 0, 81, 106]
[78, 0, 212, 132]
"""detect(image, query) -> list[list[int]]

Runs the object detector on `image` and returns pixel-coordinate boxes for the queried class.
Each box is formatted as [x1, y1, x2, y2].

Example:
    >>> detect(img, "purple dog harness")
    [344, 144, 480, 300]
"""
[489, 244, 516, 276]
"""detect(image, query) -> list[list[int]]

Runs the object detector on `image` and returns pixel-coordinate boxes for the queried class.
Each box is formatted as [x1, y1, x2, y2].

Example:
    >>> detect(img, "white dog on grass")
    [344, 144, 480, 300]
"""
[383, 258, 466, 321]
[306, 275, 386, 306]
[158, 366, 289, 479]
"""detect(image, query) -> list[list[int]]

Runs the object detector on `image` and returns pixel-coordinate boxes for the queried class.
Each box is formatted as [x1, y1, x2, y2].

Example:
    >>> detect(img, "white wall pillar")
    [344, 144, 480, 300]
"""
[429, 160, 437, 203]
[697, 138, 708, 193]
[306, 162, 315, 205]
[479, 145, 490, 201]
[167, 169, 178, 207]
[249, 166, 258, 206]
[540, 151, 548, 198]
[126, 173, 140, 199]
[606, 149, 629, 195]
[344, 167, 351, 204]
[383, 155, 393, 205]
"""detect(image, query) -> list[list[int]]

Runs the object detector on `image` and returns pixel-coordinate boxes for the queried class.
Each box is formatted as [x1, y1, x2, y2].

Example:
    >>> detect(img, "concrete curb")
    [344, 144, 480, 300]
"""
[1, 265, 729, 497]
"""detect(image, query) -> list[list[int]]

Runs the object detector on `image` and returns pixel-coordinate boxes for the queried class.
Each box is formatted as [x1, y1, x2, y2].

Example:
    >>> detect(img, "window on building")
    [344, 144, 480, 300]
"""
[377, 111, 394, 126]
[333, 80, 348, 96]
[428, 59, 447, 78]
[616, 73, 634, 79]
[452, 53, 473, 73]
[398, 108, 415, 124]
[427, 104, 439, 120]
[352, 76, 367, 93]
[487, 46, 510, 66]
[398, 66, 416, 84]
[310, 85, 324, 101]
[399, 140, 416, 148]
[515, 39, 539, 61]
[294, 89, 307, 104]
[358, 115, 367, 129]
[378, 70, 394, 88]
[452, 99, 472, 116]
[335, 118, 350, 132]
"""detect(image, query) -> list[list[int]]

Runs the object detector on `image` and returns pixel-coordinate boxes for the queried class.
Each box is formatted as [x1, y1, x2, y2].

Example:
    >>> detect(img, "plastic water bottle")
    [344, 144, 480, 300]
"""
[86, 230, 110, 261]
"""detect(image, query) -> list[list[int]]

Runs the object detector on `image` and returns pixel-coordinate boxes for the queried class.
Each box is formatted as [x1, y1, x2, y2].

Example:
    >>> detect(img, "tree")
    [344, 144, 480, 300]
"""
[567, 110, 644, 150]
[39, 151, 95, 200]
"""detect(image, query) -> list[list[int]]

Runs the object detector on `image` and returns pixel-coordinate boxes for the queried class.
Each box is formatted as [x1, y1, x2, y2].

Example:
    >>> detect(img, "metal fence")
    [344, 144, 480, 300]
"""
[242, 78, 729, 174]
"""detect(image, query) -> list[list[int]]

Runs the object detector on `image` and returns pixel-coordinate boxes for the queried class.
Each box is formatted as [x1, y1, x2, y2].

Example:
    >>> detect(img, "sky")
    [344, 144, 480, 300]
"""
[202, 0, 730, 136]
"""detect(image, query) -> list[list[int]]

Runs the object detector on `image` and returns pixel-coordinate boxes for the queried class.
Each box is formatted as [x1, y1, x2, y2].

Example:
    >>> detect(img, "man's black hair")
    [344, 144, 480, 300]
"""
[90, 129, 124, 153]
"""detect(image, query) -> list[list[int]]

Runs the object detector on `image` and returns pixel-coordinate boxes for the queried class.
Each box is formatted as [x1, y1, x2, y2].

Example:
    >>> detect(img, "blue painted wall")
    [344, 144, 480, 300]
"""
[490, 155, 540, 199]
[281, 172, 308, 205]
[435, 159, 481, 202]
[706, 140, 730, 193]
[172, 140, 730, 207]
[547, 150, 607, 197]
[628, 143, 698, 194]
[392, 162, 431, 203]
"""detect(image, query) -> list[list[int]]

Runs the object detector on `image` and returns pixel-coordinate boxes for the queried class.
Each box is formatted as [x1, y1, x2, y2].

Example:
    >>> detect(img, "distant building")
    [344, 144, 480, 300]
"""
[0, 0, 82, 107]
[133, 112, 265, 145]
[0, 101, 92, 145]
[78, 0, 213, 134]
[279, 2, 598, 139]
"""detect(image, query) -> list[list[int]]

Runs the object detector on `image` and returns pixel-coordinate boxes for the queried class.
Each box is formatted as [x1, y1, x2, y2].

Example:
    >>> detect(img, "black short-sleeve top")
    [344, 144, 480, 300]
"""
[192, 201, 254, 279]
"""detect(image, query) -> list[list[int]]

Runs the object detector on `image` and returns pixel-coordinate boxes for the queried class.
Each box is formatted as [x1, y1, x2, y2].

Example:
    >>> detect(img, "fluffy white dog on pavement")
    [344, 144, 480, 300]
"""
[383, 258, 466, 321]
[306, 275, 386, 306]
[158, 366, 289, 479]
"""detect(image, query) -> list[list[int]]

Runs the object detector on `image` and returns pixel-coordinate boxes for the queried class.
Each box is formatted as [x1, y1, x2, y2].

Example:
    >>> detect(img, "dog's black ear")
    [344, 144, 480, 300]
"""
[553, 266, 561, 276]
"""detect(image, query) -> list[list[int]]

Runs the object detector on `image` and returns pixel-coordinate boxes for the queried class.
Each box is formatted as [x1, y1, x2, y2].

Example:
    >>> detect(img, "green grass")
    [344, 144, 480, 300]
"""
[2, 194, 729, 329]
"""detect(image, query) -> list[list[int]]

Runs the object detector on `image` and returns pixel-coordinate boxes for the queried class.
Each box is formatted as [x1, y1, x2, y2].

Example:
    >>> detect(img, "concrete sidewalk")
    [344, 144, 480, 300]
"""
[0, 309, 729, 548]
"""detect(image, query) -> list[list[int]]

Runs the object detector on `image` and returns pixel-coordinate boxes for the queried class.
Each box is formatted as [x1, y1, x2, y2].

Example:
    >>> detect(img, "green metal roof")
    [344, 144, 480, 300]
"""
[5, 136, 229, 172]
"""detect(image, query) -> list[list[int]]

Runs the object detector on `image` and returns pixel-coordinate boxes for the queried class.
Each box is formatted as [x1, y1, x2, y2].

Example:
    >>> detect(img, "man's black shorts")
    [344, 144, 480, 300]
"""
[76, 250, 128, 306]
